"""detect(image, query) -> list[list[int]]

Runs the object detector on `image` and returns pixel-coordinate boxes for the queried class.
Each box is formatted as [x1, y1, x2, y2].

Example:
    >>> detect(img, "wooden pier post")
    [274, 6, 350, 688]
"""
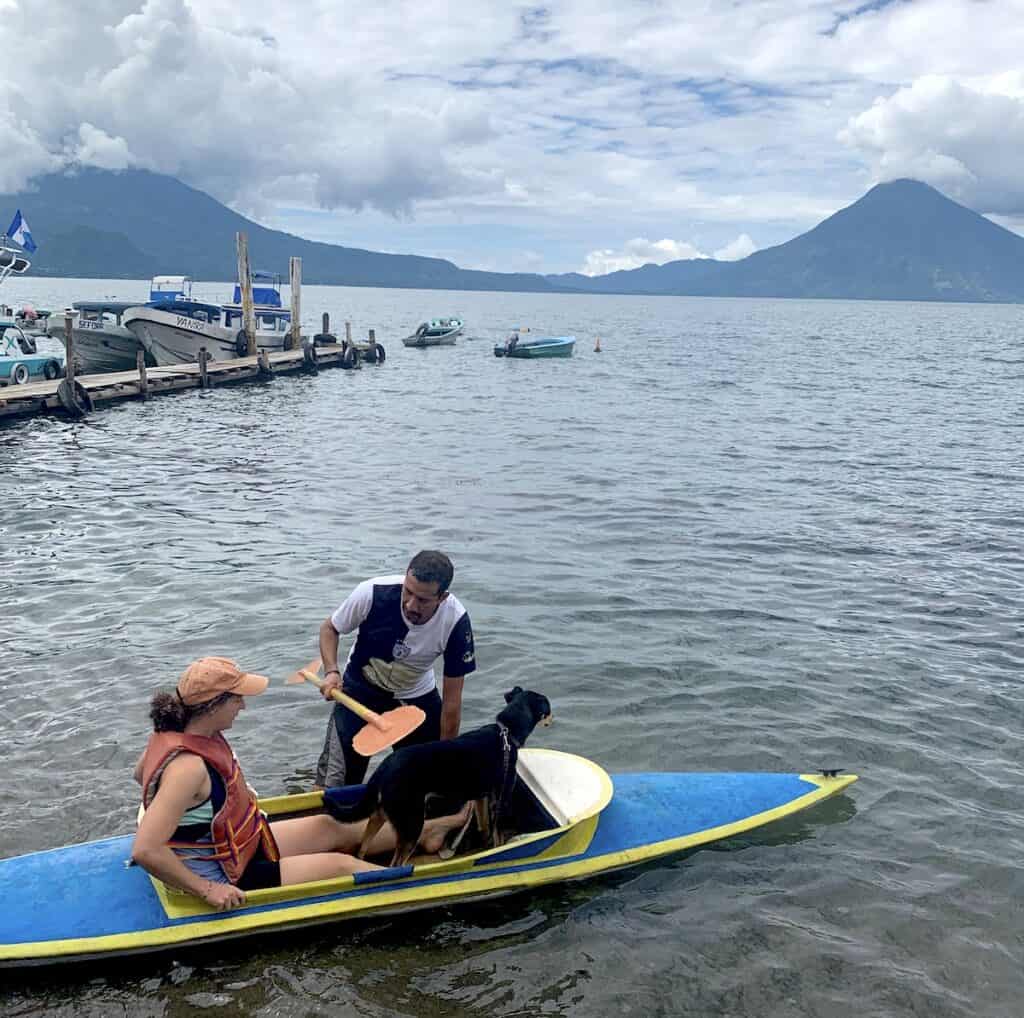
[63, 313, 76, 384]
[199, 346, 210, 388]
[345, 321, 352, 345]
[136, 350, 149, 399]
[236, 232, 256, 355]
[288, 257, 302, 351]
[369, 328, 376, 343]
[322, 312, 330, 338]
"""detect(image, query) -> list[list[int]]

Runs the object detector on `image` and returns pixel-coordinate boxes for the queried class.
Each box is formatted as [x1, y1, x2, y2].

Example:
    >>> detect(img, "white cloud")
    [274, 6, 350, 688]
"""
[70, 123, 134, 170]
[714, 233, 757, 261]
[2, 0, 1024, 270]
[580, 238, 707, 276]
[579, 232, 757, 274]
[840, 73, 1024, 215]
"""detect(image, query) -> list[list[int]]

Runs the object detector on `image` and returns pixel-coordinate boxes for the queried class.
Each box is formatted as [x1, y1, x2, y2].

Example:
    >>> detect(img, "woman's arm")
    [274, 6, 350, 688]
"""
[130, 754, 245, 911]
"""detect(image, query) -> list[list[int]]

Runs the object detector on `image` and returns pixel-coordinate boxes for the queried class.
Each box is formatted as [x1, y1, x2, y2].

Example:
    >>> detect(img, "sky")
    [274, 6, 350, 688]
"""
[3, 0, 1024, 275]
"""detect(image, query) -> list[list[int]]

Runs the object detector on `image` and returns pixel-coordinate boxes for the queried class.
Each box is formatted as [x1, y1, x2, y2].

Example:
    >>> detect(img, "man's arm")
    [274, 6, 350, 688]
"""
[440, 675, 465, 740]
[319, 617, 343, 699]
[319, 580, 374, 699]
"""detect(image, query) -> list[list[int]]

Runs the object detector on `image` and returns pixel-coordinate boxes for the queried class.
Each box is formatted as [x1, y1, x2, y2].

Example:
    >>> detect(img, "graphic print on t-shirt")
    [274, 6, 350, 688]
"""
[330, 575, 476, 698]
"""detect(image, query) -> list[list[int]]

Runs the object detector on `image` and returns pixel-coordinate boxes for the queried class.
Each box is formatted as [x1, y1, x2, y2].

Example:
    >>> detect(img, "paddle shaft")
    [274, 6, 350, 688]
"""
[299, 669, 388, 731]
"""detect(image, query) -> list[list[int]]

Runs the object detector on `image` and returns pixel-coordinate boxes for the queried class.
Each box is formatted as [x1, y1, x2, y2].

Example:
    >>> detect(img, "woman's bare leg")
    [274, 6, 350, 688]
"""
[279, 852, 380, 884]
[270, 805, 472, 861]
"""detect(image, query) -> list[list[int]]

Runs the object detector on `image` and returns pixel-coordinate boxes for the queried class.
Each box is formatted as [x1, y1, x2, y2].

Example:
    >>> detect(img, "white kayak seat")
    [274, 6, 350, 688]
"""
[515, 750, 612, 828]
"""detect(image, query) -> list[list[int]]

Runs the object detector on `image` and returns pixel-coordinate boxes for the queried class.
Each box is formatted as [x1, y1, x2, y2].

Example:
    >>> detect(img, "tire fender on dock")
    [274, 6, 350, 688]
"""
[57, 378, 94, 417]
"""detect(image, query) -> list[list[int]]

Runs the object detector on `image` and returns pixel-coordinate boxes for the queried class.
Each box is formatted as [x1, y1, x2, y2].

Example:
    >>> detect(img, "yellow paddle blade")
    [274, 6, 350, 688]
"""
[352, 705, 426, 756]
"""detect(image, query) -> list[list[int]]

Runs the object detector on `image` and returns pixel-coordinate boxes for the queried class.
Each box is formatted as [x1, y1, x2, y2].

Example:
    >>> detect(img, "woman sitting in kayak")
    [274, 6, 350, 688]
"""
[131, 656, 470, 912]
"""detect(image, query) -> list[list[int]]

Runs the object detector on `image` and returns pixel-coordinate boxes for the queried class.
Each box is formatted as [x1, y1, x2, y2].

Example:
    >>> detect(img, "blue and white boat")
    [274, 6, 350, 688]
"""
[402, 317, 463, 347]
[124, 272, 295, 366]
[0, 318, 63, 386]
[0, 748, 857, 967]
[494, 333, 575, 358]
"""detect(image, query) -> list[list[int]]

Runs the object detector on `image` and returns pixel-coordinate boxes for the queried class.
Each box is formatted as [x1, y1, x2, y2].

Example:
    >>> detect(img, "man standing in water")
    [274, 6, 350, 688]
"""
[316, 550, 476, 787]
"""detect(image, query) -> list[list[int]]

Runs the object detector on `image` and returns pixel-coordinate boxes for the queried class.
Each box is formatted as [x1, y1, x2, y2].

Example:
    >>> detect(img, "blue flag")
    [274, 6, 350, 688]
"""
[6, 209, 37, 253]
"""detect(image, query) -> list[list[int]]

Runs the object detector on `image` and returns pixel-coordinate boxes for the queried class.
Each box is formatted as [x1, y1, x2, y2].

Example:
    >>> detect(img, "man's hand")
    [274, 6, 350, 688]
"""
[322, 670, 342, 700]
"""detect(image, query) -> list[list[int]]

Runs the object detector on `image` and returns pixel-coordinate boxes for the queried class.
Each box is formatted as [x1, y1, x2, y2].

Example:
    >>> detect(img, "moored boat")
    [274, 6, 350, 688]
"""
[0, 748, 856, 967]
[494, 334, 575, 358]
[48, 302, 155, 374]
[47, 277, 193, 373]
[402, 317, 463, 347]
[0, 318, 64, 386]
[124, 272, 295, 366]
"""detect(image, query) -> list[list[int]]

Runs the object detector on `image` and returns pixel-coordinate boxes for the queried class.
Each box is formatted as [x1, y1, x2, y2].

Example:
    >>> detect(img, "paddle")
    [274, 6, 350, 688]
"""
[285, 659, 425, 755]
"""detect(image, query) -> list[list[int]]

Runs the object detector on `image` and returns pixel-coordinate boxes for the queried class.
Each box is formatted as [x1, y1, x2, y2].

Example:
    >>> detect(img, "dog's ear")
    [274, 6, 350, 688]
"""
[504, 686, 524, 703]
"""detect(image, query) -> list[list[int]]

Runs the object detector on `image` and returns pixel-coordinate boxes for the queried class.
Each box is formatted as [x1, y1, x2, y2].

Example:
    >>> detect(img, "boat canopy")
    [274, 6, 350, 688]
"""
[149, 276, 192, 303]
[232, 271, 282, 308]
[0, 244, 30, 283]
[72, 300, 143, 314]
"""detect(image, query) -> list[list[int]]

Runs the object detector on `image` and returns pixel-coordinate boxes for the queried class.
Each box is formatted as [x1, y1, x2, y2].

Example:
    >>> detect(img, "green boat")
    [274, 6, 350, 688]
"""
[494, 334, 574, 358]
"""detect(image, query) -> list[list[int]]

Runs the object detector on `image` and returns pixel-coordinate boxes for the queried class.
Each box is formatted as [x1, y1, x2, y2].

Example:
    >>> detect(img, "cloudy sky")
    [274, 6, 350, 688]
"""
[2, 0, 1024, 275]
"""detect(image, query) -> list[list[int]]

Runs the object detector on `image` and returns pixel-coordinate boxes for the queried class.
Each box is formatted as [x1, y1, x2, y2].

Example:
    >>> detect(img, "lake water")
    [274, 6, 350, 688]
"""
[2, 279, 1022, 1017]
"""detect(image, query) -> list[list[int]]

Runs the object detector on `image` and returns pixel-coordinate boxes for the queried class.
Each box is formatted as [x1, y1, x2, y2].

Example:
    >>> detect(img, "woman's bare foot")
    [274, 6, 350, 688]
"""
[419, 802, 472, 854]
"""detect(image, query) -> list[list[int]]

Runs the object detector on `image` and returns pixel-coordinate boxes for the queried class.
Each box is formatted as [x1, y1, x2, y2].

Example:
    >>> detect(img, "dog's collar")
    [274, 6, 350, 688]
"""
[497, 720, 523, 749]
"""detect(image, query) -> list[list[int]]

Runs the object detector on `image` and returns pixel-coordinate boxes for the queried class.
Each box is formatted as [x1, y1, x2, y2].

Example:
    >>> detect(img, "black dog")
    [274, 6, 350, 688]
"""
[326, 687, 552, 866]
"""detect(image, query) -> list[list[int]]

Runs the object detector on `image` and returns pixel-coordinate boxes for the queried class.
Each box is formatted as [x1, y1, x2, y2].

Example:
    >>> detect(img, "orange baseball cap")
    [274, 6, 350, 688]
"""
[177, 656, 270, 706]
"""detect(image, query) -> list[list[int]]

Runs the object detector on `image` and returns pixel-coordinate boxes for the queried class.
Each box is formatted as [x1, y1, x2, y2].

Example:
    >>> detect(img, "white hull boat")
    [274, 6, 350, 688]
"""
[125, 272, 298, 366]
[124, 303, 293, 366]
[402, 317, 464, 347]
[48, 302, 153, 374]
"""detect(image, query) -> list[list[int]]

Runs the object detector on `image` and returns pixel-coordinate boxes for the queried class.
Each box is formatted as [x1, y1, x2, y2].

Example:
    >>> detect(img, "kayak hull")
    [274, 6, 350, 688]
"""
[0, 755, 856, 967]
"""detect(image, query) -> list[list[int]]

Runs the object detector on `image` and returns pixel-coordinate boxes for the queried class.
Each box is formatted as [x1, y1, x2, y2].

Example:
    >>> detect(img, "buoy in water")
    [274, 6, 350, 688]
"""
[594, 336, 602, 353]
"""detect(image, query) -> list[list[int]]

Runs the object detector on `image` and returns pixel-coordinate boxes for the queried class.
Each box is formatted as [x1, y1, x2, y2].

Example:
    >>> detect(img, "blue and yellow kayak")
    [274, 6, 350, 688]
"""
[0, 749, 856, 967]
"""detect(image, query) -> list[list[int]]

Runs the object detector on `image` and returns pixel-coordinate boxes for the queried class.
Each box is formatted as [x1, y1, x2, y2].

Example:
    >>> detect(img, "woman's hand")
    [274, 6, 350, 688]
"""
[201, 880, 246, 911]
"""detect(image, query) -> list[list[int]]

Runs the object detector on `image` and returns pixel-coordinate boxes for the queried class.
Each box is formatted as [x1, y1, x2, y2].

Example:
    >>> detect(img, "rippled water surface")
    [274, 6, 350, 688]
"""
[2, 280, 1023, 1016]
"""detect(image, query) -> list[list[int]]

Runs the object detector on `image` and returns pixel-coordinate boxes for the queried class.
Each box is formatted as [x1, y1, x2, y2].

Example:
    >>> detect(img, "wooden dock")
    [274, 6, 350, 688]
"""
[0, 342, 359, 422]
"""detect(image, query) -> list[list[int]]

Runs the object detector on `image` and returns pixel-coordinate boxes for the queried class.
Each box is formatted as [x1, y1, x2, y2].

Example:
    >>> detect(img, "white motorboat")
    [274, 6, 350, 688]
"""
[47, 277, 193, 374]
[402, 317, 464, 347]
[124, 273, 294, 366]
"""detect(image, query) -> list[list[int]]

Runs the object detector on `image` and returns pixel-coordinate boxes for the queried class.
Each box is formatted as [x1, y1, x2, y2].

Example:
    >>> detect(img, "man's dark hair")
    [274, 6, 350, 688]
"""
[407, 549, 454, 594]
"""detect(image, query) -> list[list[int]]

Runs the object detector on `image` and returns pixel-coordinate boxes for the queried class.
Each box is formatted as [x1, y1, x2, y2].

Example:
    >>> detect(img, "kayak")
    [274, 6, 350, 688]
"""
[0, 749, 857, 967]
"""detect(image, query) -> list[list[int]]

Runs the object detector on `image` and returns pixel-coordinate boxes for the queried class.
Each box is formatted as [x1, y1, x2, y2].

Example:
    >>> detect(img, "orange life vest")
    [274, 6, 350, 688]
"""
[140, 731, 279, 883]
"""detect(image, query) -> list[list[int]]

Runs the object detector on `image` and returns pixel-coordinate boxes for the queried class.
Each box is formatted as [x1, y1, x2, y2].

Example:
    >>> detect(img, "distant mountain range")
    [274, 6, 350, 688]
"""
[4, 170, 1024, 302]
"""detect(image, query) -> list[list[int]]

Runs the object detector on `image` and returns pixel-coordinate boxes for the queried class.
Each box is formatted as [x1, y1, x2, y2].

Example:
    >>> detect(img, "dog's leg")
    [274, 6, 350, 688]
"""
[391, 812, 425, 867]
[358, 809, 387, 860]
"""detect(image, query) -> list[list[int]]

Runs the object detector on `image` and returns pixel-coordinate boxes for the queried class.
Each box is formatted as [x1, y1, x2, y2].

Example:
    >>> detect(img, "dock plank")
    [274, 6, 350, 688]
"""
[0, 344, 355, 421]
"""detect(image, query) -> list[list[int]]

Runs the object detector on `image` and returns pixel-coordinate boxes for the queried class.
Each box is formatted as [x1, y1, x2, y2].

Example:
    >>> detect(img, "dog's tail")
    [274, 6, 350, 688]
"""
[322, 783, 378, 824]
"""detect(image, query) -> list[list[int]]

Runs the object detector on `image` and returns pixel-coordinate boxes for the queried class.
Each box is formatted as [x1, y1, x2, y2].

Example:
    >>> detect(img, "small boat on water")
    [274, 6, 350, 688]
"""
[124, 272, 295, 366]
[494, 333, 575, 358]
[0, 317, 64, 386]
[0, 748, 856, 967]
[402, 317, 463, 347]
